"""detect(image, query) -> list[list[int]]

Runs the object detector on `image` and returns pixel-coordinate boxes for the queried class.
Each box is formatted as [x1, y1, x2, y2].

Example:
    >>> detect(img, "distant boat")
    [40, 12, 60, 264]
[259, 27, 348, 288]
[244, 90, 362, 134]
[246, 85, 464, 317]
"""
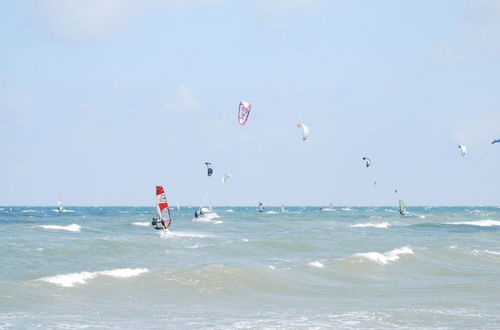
[151, 186, 172, 230]
[57, 200, 64, 213]
[399, 200, 407, 216]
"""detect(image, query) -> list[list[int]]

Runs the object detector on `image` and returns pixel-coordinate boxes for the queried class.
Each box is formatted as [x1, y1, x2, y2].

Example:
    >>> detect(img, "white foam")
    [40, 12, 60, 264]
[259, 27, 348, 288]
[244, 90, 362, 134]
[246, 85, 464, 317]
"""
[471, 249, 500, 257]
[35, 248, 44, 252]
[351, 222, 391, 229]
[39, 268, 148, 287]
[35, 224, 81, 232]
[445, 220, 500, 227]
[22, 209, 37, 213]
[225, 209, 234, 213]
[132, 222, 149, 227]
[99, 268, 148, 278]
[192, 218, 223, 224]
[160, 230, 212, 239]
[52, 209, 75, 213]
[308, 261, 324, 268]
[341, 208, 352, 211]
[352, 247, 414, 265]
[265, 211, 278, 214]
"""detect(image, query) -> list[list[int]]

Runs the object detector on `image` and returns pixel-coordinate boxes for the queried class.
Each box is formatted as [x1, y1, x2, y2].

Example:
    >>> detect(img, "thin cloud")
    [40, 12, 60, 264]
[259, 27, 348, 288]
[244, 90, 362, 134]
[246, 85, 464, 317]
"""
[32, 0, 230, 41]
[165, 85, 200, 112]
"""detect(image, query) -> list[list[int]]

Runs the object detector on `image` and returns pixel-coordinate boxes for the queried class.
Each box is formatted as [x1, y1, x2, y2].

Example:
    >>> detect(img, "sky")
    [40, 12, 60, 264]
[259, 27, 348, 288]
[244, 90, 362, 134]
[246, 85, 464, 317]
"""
[1, 0, 499, 206]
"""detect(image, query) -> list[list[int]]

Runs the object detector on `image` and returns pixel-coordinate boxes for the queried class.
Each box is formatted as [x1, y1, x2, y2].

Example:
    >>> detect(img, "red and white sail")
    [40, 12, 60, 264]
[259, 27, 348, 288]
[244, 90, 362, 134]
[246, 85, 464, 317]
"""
[156, 186, 171, 222]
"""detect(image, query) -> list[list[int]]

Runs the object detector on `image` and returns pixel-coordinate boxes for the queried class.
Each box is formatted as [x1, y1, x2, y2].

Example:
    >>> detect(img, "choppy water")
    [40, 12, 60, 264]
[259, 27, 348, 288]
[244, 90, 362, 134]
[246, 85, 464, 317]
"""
[1, 206, 500, 329]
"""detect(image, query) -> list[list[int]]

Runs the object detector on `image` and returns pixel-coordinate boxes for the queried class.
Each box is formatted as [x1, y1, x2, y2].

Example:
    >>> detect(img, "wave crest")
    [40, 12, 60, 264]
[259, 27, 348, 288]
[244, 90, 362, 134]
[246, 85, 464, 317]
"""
[35, 224, 81, 232]
[39, 268, 148, 287]
[350, 247, 414, 265]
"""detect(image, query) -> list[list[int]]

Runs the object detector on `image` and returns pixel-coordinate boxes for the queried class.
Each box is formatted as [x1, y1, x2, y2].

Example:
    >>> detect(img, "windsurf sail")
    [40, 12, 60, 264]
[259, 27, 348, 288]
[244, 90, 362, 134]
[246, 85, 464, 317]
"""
[205, 163, 213, 176]
[297, 123, 309, 141]
[57, 200, 63, 213]
[152, 186, 171, 230]
[399, 199, 407, 216]
[238, 101, 252, 126]
[458, 144, 467, 156]
[258, 201, 264, 213]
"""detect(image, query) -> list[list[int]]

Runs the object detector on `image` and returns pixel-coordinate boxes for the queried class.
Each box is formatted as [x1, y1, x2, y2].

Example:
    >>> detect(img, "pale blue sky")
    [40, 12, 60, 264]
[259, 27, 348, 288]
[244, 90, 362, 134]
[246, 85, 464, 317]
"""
[1, 0, 499, 206]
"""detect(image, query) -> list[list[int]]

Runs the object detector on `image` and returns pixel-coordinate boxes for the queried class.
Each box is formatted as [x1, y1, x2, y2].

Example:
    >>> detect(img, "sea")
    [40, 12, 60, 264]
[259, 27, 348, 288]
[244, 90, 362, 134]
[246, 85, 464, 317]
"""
[1, 206, 500, 329]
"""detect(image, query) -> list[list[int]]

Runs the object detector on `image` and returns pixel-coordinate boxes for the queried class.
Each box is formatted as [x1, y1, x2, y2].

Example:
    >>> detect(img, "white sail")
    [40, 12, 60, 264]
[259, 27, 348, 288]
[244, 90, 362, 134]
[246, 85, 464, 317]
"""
[57, 200, 63, 213]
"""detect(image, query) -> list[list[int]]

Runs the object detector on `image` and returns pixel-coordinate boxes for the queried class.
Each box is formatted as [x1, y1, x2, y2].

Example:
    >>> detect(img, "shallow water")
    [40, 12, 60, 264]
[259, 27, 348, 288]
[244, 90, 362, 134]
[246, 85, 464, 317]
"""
[1, 206, 500, 329]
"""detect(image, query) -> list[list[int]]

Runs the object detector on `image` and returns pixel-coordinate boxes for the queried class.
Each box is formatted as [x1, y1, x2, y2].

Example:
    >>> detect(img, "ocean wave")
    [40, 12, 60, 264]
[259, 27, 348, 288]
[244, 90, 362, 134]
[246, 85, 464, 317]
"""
[351, 222, 391, 229]
[225, 209, 234, 212]
[22, 209, 38, 213]
[470, 249, 500, 257]
[132, 222, 149, 227]
[265, 211, 278, 214]
[350, 247, 414, 265]
[35, 224, 81, 232]
[38, 268, 148, 287]
[445, 220, 500, 227]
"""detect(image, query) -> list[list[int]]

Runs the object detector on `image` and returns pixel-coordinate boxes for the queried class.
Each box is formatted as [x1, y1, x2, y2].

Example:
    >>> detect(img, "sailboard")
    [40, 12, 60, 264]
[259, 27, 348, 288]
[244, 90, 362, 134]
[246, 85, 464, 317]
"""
[399, 199, 407, 216]
[152, 186, 172, 230]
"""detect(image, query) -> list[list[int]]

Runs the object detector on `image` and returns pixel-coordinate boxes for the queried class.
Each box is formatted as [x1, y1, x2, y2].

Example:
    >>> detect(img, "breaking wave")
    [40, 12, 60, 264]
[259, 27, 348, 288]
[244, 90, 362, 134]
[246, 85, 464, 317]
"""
[35, 224, 81, 232]
[445, 220, 500, 227]
[38, 268, 148, 287]
[349, 247, 414, 265]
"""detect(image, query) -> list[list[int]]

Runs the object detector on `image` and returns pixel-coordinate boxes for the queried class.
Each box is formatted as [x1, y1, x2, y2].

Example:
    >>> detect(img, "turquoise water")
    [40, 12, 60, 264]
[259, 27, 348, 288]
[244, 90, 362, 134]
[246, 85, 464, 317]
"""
[1, 206, 500, 329]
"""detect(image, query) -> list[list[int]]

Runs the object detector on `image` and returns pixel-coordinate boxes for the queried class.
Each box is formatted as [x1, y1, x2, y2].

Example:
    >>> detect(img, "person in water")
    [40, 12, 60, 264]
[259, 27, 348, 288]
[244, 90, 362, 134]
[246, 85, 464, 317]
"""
[161, 219, 170, 230]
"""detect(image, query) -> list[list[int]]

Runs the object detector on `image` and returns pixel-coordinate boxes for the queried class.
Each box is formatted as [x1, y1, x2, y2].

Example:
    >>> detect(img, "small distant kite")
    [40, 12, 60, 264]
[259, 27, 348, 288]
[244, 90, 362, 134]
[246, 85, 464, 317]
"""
[222, 173, 232, 183]
[492, 138, 500, 144]
[297, 123, 309, 141]
[205, 162, 213, 176]
[362, 157, 372, 167]
[238, 101, 252, 126]
[458, 144, 467, 157]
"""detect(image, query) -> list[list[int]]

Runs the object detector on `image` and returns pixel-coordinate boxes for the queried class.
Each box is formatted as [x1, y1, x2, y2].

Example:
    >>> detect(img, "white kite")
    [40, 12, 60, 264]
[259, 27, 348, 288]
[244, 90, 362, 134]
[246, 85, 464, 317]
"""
[297, 123, 309, 141]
